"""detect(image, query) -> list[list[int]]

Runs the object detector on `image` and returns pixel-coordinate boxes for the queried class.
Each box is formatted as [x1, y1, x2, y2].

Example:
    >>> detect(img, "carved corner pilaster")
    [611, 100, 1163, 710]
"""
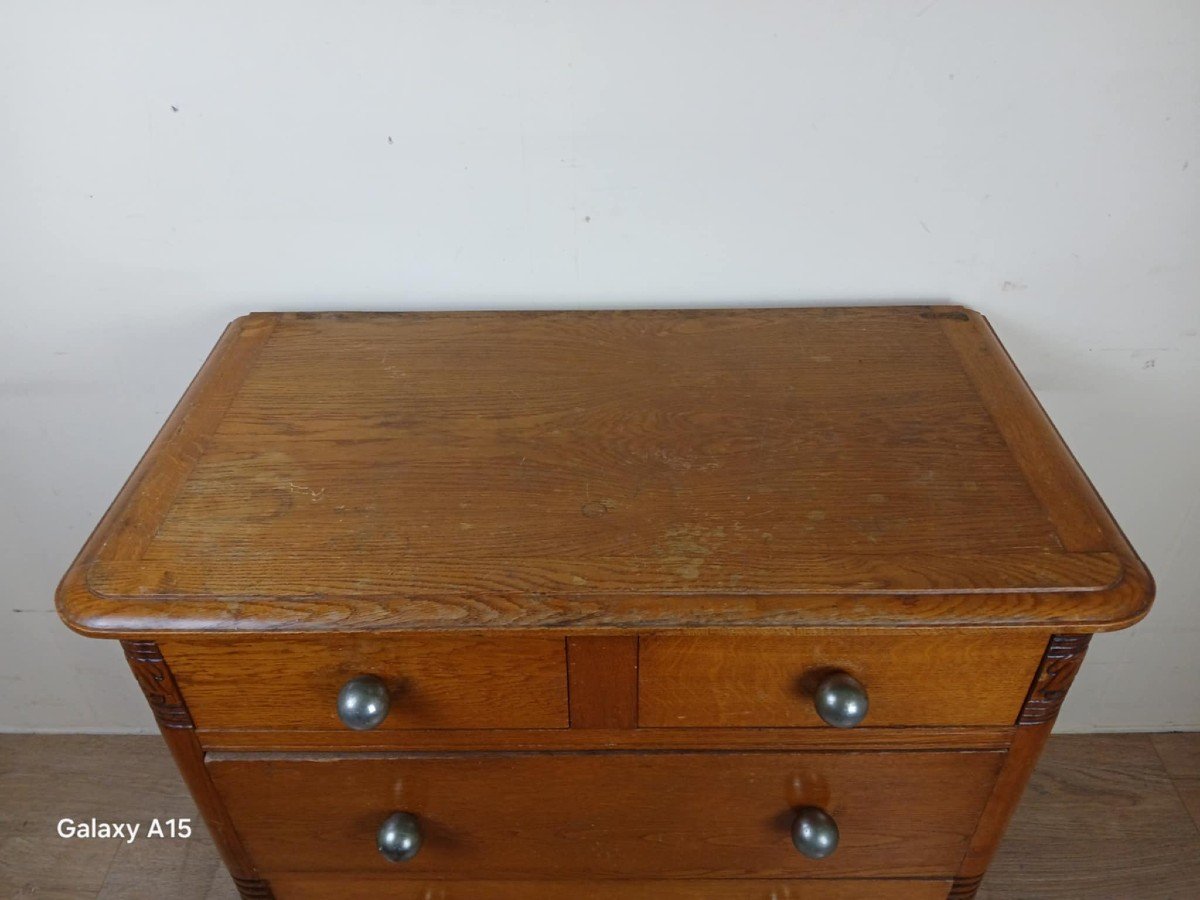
[233, 876, 276, 899]
[1018, 634, 1091, 727]
[948, 873, 984, 898]
[120, 640, 193, 729]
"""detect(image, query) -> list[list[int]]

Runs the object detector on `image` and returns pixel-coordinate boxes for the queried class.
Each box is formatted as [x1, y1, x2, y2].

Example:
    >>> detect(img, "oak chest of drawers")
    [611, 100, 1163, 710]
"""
[57, 307, 1153, 899]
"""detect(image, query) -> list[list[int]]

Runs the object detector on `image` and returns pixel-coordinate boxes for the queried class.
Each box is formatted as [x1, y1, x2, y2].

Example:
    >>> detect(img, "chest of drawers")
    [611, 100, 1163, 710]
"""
[57, 307, 1153, 899]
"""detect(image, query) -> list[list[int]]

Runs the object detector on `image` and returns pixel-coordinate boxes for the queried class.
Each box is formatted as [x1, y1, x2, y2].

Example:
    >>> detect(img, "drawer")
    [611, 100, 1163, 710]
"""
[269, 876, 952, 899]
[208, 750, 1002, 879]
[639, 631, 1046, 728]
[158, 635, 568, 731]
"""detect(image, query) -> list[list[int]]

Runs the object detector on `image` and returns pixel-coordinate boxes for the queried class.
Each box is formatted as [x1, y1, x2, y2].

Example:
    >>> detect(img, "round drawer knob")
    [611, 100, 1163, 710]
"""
[377, 811, 422, 862]
[337, 675, 390, 730]
[813, 671, 868, 728]
[791, 806, 839, 859]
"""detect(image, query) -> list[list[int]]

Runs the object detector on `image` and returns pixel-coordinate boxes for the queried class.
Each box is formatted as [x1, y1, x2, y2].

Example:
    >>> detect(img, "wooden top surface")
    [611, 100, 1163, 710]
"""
[57, 307, 1152, 635]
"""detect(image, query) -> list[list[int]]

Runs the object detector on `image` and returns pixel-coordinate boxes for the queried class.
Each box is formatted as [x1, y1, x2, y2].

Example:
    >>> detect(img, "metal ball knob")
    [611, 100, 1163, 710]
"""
[377, 812, 422, 862]
[791, 806, 839, 859]
[813, 671, 868, 728]
[336, 675, 391, 731]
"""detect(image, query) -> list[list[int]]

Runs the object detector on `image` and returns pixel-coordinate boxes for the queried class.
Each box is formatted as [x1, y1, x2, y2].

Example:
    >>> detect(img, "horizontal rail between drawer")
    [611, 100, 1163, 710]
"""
[197, 725, 1015, 753]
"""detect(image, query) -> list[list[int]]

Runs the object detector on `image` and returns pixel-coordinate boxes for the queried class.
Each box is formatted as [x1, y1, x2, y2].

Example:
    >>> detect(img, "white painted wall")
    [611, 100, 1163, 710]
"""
[1, 1, 1196, 733]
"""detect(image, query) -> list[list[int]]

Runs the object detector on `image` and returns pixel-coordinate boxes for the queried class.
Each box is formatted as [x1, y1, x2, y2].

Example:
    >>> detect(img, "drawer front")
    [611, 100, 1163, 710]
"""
[158, 635, 568, 731]
[208, 750, 1002, 879]
[269, 876, 952, 899]
[639, 631, 1046, 728]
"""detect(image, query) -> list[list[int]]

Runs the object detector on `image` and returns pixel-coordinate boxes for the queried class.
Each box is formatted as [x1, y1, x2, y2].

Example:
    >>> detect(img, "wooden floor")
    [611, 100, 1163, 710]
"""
[1, 734, 1198, 898]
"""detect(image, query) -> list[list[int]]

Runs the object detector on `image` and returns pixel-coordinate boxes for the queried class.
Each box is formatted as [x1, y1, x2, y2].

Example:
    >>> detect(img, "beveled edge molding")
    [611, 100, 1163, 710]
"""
[1018, 634, 1092, 726]
[232, 876, 275, 899]
[948, 873, 984, 898]
[120, 640, 193, 729]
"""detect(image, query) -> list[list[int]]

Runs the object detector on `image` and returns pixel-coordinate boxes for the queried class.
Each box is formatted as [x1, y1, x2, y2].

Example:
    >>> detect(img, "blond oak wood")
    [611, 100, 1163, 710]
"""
[207, 750, 1003, 879]
[57, 307, 1153, 635]
[157, 635, 568, 731]
[268, 877, 952, 899]
[639, 631, 1047, 728]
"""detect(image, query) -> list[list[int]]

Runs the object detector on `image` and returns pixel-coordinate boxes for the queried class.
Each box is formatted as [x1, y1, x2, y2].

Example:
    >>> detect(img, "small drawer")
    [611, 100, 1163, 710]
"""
[207, 750, 1002, 879]
[157, 634, 568, 732]
[638, 631, 1046, 728]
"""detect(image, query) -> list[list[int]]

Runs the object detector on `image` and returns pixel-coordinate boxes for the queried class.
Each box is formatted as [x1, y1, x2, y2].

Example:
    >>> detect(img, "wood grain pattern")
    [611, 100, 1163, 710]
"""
[267, 876, 952, 899]
[567, 635, 638, 728]
[104, 314, 279, 564]
[639, 631, 1046, 728]
[158, 635, 568, 731]
[944, 310, 1155, 632]
[207, 750, 1003, 879]
[56, 307, 1153, 635]
[938, 313, 1107, 554]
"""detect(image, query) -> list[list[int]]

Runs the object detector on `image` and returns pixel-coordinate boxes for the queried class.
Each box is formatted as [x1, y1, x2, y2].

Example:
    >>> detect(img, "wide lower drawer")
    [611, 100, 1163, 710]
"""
[208, 750, 1002, 879]
[268, 876, 952, 899]
[639, 631, 1047, 728]
[158, 634, 568, 731]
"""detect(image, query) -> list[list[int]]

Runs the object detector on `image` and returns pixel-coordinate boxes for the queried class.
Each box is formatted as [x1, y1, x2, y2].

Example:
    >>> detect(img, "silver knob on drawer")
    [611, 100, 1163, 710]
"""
[377, 812, 422, 862]
[791, 806, 839, 859]
[336, 675, 391, 730]
[813, 671, 868, 728]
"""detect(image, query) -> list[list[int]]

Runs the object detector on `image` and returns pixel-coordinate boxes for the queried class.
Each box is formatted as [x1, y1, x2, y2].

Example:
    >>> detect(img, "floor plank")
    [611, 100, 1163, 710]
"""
[979, 733, 1200, 899]
[1152, 732, 1200, 833]
[0, 735, 225, 899]
[2, 733, 1198, 898]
